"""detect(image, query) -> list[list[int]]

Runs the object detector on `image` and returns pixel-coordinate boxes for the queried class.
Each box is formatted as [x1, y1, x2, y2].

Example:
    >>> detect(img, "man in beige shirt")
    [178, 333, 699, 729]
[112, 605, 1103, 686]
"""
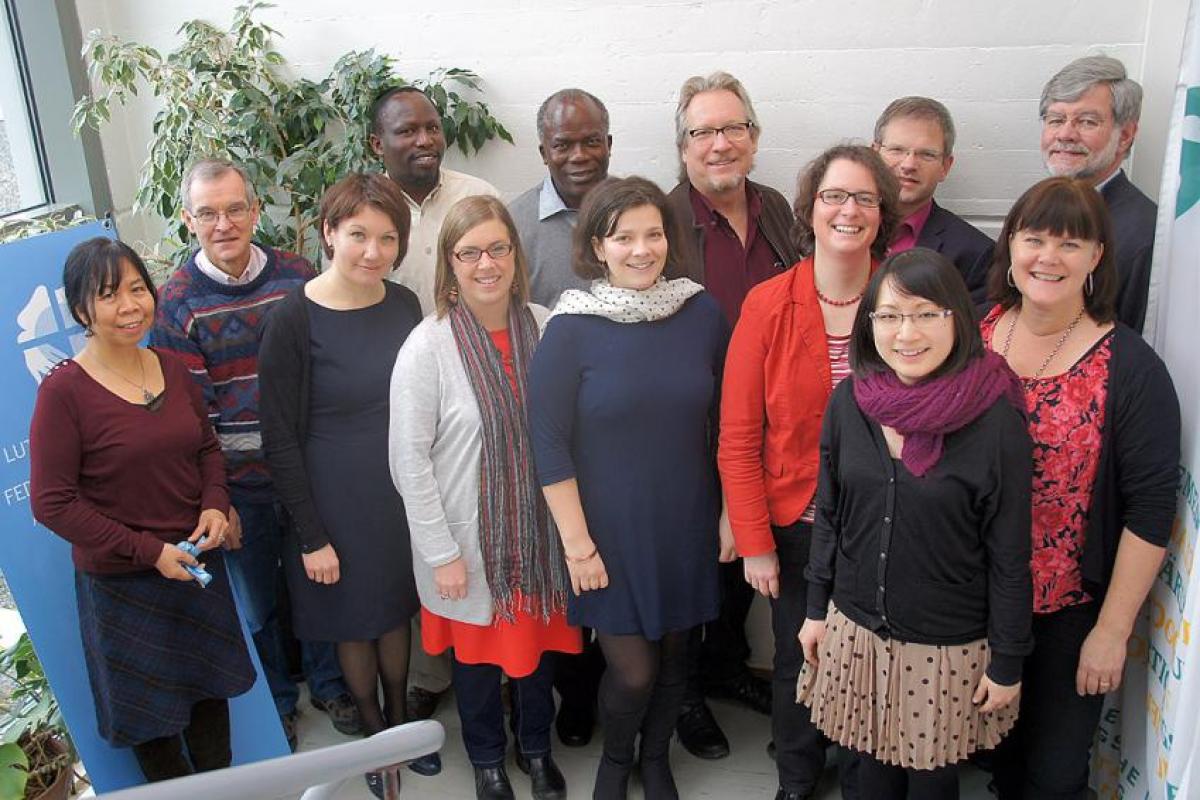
[370, 86, 500, 315]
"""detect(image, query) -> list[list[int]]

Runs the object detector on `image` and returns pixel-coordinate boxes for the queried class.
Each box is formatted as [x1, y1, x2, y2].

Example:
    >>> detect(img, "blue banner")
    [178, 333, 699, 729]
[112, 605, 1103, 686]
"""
[0, 220, 286, 792]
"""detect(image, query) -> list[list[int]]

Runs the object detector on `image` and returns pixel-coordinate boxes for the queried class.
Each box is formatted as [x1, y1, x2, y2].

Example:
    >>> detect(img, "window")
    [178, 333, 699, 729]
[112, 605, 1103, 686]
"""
[0, 2, 49, 214]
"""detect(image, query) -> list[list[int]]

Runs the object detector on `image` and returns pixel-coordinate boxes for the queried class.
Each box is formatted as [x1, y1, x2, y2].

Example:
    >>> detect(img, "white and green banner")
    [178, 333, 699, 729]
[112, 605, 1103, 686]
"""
[1092, 3, 1200, 797]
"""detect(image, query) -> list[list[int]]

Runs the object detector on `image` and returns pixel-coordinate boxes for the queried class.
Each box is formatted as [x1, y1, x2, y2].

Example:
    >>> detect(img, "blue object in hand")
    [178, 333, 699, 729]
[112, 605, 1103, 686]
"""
[175, 538, 213, 587]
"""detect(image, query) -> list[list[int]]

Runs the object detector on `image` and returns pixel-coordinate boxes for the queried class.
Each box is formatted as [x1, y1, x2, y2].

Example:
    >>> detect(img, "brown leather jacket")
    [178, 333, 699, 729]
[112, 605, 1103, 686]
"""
[664, 178, 799, 284]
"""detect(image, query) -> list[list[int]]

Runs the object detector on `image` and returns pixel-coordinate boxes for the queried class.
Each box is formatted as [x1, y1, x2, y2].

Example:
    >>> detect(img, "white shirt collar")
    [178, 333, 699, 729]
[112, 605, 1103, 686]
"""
[194, 243, 267, 286]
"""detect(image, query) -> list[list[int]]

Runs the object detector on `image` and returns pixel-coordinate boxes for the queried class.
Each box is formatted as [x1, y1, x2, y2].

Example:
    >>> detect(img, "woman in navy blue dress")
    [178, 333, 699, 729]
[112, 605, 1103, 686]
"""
[529, 176, 731, 800]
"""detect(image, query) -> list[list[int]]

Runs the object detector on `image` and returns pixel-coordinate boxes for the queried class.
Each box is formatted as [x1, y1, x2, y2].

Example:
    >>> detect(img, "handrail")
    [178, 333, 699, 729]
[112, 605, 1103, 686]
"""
[96, 720, 445, 800]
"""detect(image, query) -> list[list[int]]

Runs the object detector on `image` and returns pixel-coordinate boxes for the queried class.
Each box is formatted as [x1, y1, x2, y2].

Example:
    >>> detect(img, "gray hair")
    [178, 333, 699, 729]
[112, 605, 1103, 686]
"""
[180, 158, 257, 212]
[673, 71, 761, 153]
[1039, 55, 1143, 126]
[873, 96, 956, 156]
[535, 89, 610, 142]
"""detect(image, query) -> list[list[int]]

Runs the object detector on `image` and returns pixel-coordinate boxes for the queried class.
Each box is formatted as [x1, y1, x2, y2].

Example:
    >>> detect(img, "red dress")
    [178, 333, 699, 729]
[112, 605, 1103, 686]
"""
[421, 328, 581, 677]
[982, 308, 1111, 614]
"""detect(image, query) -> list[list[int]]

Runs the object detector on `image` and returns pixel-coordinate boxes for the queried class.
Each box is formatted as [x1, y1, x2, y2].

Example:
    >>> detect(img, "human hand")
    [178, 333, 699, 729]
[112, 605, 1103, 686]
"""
[743, 552, 780, 598]
[155, 542, 200, 582]
[302, 543, 340, 585]
[972, 675, 1021, 713]
[1076, 622, 1127, 696]
[798, 618, 827, 666]
[190, 508, 229, 551]
[566, 549, 609, 596]
[224, 506, 243, 550]
[718, 509, 737, 563]
[433, 558, 468, 601]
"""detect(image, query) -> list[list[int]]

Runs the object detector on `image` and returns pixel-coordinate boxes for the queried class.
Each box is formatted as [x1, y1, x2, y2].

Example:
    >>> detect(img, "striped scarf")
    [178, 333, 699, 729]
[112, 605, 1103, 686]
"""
[448, 300, 568, 622]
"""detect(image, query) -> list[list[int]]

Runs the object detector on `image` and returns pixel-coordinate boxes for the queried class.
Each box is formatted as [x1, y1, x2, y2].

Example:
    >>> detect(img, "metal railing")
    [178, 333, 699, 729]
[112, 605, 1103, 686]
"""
[97, 720, 444, 800]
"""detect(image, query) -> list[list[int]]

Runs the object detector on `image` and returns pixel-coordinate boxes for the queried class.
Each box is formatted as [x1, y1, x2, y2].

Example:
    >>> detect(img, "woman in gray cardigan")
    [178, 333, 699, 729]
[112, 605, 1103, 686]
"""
[389, 195, 580, 800]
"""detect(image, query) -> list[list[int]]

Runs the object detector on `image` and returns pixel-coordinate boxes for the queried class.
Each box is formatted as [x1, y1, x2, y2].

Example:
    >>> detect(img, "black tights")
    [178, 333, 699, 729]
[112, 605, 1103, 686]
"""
[856, 751, 959, 800]
[131, 698, 231, 782]
[595, 630, 689, 800]
[336, 623, 412, 735]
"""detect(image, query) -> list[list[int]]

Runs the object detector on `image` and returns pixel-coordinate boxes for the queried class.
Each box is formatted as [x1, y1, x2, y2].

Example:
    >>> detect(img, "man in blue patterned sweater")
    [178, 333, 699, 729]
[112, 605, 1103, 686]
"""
[151, 158, 359, 748]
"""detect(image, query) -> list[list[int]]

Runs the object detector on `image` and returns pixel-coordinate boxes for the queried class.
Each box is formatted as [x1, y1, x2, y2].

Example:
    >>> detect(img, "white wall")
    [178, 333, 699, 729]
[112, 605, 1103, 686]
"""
[74, 0, 1189, 253]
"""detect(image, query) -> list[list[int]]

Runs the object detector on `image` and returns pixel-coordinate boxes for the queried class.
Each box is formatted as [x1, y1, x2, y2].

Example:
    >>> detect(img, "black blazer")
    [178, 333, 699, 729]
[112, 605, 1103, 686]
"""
[916, 200, 995, 303]
[1101, 171, 1157, 333]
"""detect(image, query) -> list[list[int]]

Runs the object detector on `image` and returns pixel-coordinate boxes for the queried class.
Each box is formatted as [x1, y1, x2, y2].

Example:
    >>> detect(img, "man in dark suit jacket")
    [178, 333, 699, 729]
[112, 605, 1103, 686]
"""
[872, 97, 994, 300]
[665, 70, 797, 777]
[1040, 55, 1155, 331]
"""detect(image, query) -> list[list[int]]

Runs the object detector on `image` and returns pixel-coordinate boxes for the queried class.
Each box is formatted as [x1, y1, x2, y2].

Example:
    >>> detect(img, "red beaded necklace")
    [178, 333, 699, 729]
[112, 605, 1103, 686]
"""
[815, 284, 866, 307]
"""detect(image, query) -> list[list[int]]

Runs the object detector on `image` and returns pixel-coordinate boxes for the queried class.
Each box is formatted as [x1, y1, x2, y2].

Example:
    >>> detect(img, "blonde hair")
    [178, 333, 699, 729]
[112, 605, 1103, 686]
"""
[434, 195, 531, 318]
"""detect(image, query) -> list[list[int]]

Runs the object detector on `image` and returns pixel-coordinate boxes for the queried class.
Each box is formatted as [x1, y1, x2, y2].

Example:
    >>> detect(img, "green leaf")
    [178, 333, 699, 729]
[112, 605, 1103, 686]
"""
[0, 742, 29, 800]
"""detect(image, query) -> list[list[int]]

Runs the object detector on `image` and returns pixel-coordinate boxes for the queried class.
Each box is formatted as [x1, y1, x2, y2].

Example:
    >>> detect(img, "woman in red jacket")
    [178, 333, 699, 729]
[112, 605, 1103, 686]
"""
[718, 144, 899, 800]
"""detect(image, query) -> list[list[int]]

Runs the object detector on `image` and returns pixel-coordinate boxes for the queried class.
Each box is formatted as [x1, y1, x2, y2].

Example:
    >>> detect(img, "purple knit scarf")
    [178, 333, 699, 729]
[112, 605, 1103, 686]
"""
[852, 350, 1026, 476]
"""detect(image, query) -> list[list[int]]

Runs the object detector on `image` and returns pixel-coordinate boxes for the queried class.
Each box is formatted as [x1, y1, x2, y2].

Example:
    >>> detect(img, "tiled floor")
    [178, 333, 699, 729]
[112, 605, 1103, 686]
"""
[296, 689, 995, 799]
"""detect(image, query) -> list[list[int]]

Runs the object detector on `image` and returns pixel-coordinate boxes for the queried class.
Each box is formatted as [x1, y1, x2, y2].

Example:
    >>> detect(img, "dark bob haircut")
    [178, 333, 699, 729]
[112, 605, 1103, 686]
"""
[319, 172, 411, 267]
[849, 247, 983, 381]
[573, 176, 682, 280]
[792, 144, 901, 262]
[986, 176, 1117, 322]
[62, 237, 157, 329]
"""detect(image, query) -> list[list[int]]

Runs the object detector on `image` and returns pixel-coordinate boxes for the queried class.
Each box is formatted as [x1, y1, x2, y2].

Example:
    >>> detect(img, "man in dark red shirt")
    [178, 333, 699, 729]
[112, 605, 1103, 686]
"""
[665, 71, 798, 765]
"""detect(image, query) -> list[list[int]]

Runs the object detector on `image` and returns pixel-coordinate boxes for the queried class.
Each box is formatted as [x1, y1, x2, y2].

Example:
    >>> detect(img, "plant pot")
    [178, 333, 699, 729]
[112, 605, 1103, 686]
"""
[27, 735, 72, 800]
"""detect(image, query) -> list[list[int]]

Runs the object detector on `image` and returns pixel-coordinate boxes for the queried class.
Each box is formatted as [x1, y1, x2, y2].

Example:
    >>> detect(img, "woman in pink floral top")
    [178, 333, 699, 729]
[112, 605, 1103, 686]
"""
[981, 177, 1180, 800]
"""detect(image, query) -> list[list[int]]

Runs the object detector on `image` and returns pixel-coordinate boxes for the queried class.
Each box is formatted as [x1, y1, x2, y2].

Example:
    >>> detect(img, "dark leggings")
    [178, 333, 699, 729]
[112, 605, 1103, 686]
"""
[855, 750, 960, 799]
[595, 629, 689, 799]
[131, 698, 231, 781]
[336, 622, 412, 735]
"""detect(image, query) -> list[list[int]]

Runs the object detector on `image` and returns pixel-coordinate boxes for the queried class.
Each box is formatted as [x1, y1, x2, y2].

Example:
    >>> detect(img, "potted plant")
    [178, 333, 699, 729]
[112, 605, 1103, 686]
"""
[72, 0, 513, 266]
[0, 633, 78, 800]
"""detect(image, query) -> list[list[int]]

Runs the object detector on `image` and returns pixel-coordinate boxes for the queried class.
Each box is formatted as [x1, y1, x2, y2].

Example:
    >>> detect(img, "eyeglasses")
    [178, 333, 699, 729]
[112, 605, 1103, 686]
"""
[453, 242, 513, 264]
[878, 144, 945, 164]
[191, 204, 252, 226]
[686, 121, 754, 144]
[868, 309, 954, 330]
[1041, 113, 1108, 133]
[816, 189, 882, 208]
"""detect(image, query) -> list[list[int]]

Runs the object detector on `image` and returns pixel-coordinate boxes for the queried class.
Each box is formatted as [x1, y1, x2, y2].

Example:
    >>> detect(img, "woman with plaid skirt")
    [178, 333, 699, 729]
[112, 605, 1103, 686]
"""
[30, 238, 255, 782]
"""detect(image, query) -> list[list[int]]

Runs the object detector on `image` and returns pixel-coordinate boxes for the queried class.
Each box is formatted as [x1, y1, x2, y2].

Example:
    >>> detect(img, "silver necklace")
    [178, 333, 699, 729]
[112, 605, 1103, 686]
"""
[1001, 305, 1086, 379]
[93, 350, 156, 404]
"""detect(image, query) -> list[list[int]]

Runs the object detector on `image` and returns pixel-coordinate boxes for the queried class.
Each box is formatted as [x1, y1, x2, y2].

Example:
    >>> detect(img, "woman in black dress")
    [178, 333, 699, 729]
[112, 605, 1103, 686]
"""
[260, 173, 424, 796]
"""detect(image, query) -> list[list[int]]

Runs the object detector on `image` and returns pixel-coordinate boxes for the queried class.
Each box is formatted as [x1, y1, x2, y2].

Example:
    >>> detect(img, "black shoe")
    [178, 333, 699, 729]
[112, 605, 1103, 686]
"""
[311, 692, 363, 736]
[408, 751, 442, 776]
[705, 673, 772, 715]
[555, 701, 595, 747]
[675, 701, 730, 760]
[365, 767, 400, 799]
[407, 686, 444, 721]
[474, 765, 516, 800]
[639, 755, 679, 800]
[280, 710, 298, 752]
[774, 790, 812, 800]
[515, 752, 567, 800]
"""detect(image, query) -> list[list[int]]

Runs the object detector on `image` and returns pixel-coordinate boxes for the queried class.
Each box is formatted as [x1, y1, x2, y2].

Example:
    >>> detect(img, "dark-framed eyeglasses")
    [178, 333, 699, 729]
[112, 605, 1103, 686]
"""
[453, 242, 514, 264]
[868, 309, 954, 330]
[816, 189, 882, 208]
[686, 121, 754, 144]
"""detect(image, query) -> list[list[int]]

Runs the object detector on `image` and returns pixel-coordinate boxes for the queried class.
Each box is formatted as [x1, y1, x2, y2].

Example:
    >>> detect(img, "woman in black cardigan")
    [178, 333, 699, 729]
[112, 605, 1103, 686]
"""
[981, 177, 1180, 800]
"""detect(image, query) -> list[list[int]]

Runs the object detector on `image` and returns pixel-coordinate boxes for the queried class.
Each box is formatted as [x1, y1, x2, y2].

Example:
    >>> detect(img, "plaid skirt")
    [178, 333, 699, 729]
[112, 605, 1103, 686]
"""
[75, 552, 256, 746]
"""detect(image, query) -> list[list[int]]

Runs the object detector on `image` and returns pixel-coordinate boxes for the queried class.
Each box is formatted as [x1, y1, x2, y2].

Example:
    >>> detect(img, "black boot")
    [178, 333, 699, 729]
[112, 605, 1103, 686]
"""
[593, 754, 632, 800]
[516, 752, 567, 800]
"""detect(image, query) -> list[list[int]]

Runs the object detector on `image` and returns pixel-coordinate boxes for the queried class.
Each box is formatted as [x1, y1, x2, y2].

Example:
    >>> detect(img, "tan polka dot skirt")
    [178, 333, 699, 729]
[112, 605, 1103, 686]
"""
[797, 603, 1019, 770]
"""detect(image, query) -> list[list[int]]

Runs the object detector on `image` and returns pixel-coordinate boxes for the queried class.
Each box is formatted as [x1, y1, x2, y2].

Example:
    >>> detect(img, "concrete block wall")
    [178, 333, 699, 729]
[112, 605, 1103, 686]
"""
[75, 0, 1189, 253]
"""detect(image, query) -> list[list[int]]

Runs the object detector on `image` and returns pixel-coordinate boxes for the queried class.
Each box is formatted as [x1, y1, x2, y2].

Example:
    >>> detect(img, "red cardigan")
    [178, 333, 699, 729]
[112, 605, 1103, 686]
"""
[719, 257, 847, 556]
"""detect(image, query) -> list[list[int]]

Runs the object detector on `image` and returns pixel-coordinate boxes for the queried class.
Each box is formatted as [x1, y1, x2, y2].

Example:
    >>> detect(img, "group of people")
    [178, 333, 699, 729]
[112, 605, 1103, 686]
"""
[26, 51, 1179, 800]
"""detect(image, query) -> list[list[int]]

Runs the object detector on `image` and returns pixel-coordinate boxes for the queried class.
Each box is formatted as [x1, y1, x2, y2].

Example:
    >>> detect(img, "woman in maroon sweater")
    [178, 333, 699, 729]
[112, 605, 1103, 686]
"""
[30, 238, 255, 782]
